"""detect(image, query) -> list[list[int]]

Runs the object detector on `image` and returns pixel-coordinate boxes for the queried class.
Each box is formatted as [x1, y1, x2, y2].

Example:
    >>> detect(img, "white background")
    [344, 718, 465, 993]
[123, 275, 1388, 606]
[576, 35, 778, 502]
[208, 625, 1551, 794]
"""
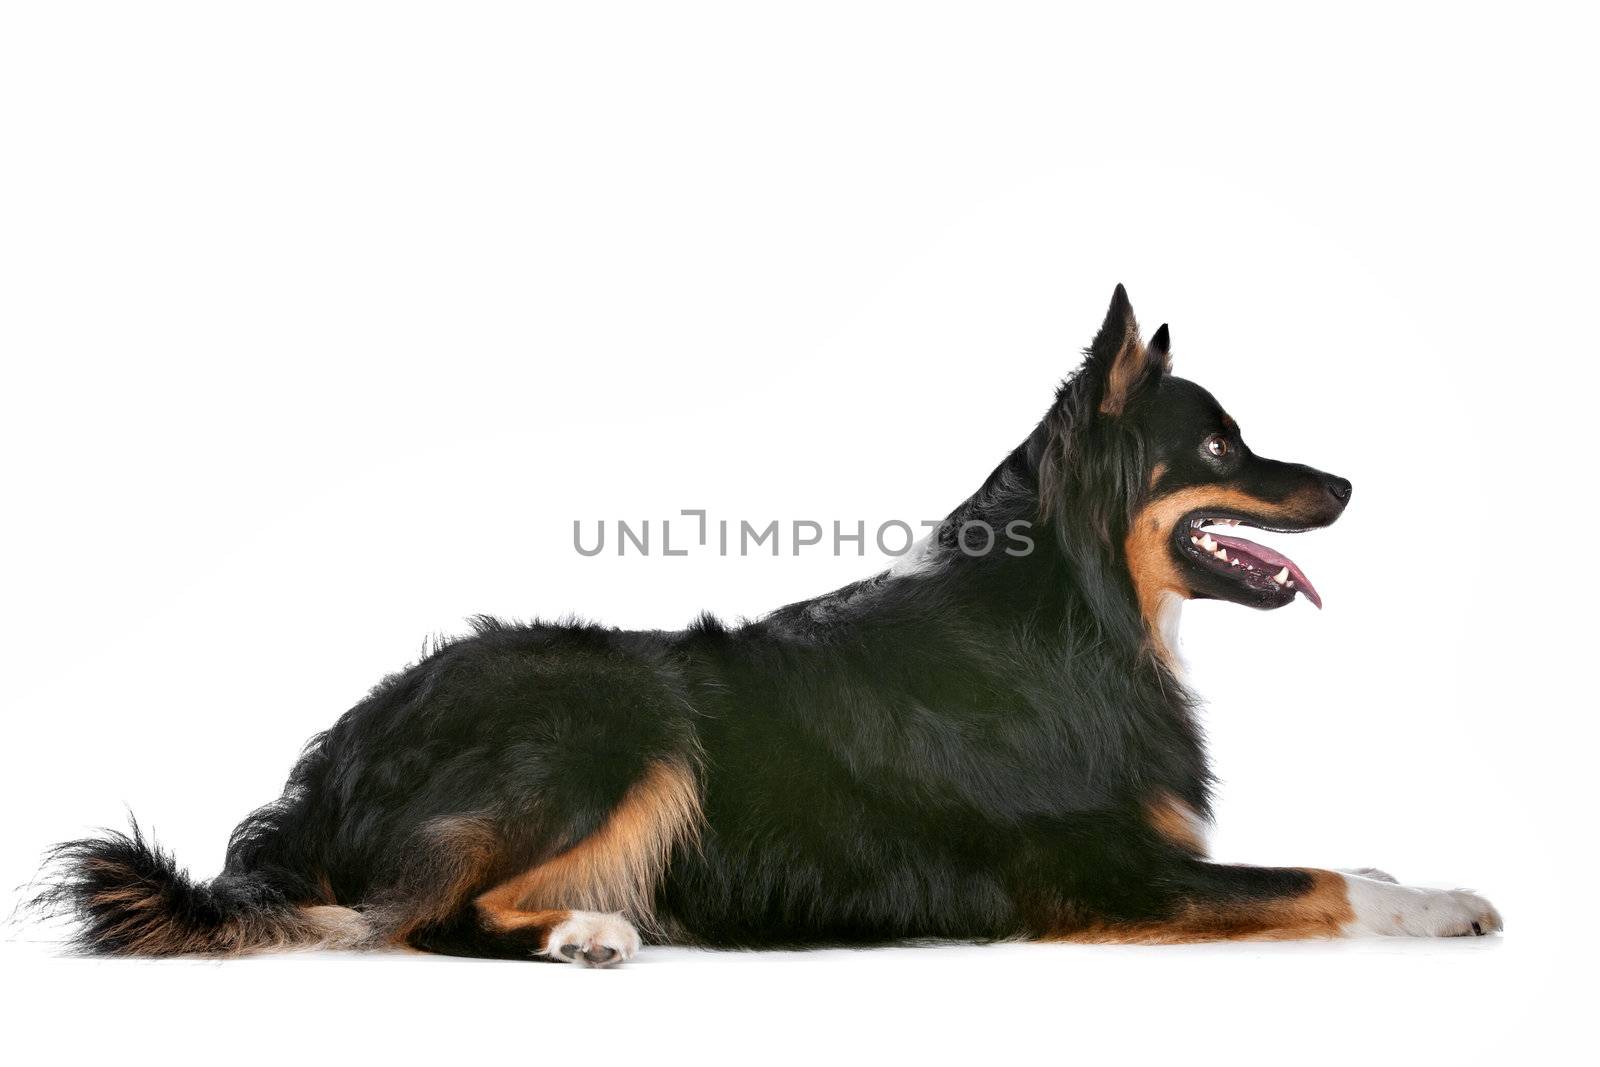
[2, 2, 1594, 1063]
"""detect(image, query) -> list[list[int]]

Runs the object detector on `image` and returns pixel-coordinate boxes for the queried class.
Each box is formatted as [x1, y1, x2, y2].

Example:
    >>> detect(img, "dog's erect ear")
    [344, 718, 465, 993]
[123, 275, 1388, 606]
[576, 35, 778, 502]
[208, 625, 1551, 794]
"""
[1147, 323, 1172, 372]
[1088, 284, 1171, 416]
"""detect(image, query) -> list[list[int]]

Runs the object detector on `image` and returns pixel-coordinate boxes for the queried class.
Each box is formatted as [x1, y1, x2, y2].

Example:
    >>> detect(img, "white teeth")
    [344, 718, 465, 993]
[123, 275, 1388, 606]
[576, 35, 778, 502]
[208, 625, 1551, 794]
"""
[1273, 567, 1290, 585]
[1191, 536, 1201, 546]
[1213, 547, 1228, 562]
[1231, 558, 1242, 566]
[1198, 534, 1217, 552]
[1286, 580, 1295, 589]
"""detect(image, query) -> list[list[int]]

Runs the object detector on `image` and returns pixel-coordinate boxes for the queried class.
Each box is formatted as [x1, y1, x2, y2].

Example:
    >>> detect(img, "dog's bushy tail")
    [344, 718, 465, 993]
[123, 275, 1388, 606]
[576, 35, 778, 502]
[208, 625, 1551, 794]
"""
[32, 822, 367, 957]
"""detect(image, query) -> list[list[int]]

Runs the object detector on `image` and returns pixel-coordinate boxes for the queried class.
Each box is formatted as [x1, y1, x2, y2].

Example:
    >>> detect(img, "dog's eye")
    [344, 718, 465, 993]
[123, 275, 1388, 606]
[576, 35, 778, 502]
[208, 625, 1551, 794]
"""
[1205, 434, 1230, 458]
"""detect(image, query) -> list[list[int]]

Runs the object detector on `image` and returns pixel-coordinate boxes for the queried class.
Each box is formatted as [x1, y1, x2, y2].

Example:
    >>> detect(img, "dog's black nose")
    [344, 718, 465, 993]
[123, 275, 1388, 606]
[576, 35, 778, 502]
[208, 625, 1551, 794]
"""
[1325, 475, 1353, 503]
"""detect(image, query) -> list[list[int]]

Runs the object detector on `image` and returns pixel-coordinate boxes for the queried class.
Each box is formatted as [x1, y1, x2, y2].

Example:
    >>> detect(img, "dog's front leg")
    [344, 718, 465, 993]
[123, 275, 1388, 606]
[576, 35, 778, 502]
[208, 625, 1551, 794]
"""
[1333, 868, 1502, 937]
[1046, 859, 1501, 943]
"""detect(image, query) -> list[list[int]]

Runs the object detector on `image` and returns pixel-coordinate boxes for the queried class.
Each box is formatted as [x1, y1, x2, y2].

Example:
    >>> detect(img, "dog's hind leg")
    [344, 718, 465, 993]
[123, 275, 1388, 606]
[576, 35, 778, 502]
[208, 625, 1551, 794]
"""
[412, 903, 641, 966]
[384, 758, 700, 966]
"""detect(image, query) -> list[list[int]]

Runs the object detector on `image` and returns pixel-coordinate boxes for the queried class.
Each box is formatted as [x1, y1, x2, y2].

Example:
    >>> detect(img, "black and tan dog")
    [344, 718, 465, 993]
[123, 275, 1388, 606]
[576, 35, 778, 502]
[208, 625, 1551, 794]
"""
[38, 285, 1500, 964]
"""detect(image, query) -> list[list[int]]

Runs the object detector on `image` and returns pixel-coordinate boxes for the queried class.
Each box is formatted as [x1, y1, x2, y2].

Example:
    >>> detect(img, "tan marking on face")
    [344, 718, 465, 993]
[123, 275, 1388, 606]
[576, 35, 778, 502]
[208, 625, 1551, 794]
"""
[1145, 791, 1207, 854]
[1051, 869, 1355, 944]
[474, 758, 702, 933]
[1124, 484, 1328, 661]
[1147, 463, 1167, 491]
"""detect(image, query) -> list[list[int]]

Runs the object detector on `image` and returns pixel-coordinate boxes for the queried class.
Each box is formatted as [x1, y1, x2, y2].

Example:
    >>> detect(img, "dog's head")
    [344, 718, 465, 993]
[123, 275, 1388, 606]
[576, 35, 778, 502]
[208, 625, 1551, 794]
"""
[1042, 285, 1350, 622]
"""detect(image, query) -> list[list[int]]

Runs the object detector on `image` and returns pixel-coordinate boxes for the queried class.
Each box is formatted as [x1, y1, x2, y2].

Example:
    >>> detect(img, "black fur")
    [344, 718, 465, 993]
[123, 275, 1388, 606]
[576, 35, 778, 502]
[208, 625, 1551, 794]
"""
[37, 285, 1362, 956]
[34, 822, 328, 955]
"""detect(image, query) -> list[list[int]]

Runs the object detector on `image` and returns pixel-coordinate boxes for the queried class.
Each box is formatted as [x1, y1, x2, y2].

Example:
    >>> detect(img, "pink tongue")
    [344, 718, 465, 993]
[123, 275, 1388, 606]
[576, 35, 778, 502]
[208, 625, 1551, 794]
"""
[1208, 531, 1323, 609]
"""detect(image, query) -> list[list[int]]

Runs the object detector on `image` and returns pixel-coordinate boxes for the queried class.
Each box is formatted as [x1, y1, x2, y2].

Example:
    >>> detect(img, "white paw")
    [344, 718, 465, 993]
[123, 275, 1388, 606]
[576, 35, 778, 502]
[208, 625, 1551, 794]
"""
[542, 911, 640, 967]
[1339, 867, 1399, 884]
[1342, 875, 1502, 938]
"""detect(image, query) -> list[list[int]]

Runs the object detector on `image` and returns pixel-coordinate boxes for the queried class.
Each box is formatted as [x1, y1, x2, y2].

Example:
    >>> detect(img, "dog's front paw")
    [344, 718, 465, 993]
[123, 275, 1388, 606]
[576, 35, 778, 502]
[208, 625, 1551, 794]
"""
[1342, 876, 1502, 937]
[541, 911, 641, 967]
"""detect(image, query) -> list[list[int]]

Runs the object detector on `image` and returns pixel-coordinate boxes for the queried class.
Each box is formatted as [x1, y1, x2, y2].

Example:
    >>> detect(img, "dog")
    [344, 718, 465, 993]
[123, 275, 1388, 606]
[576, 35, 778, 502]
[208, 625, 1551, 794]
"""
[36, 285, 1500, 964]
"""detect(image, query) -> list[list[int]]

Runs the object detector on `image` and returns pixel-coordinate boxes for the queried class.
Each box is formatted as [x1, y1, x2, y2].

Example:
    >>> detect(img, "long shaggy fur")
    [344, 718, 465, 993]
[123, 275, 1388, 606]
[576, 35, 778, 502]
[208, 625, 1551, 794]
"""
[33, 284, 1388, 958]
[33, 822, 365, 956]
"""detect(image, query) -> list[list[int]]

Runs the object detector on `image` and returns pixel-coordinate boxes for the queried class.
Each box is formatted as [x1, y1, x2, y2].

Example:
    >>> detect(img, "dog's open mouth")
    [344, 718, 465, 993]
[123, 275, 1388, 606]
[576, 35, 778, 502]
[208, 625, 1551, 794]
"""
[1178, 511, 1323, 608]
